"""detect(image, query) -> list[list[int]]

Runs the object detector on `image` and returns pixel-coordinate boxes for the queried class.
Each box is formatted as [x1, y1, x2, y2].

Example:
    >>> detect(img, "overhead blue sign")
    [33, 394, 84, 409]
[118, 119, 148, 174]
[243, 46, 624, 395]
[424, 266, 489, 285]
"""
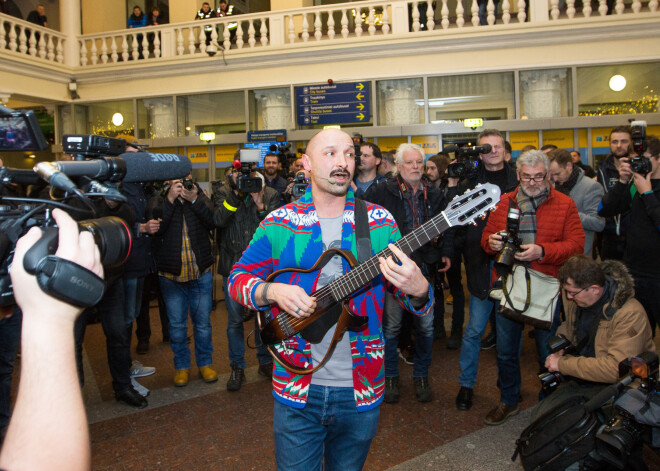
[296, 82, 370, 126]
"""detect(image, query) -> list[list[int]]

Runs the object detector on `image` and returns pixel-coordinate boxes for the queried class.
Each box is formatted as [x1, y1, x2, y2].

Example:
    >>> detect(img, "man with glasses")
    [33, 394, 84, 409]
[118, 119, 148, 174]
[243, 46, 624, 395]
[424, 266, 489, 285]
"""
[481, 149, 584, 425]
[531, 255, 654, 421]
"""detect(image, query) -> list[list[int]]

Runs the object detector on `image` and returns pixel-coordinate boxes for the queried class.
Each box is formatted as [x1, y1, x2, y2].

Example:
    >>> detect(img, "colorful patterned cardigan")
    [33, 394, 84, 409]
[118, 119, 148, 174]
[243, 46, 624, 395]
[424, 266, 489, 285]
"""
[228, 188, 433, 411]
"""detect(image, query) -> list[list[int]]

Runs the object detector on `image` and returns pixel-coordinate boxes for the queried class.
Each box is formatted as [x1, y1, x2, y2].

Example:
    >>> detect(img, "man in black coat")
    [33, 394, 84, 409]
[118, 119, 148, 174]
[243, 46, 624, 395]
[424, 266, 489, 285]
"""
[365, 143, 453, 404]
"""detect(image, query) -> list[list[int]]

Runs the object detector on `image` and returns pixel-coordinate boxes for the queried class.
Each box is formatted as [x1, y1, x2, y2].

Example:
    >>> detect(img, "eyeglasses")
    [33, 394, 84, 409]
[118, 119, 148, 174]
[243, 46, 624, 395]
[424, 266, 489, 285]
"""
[519, 173, 547, 183]
[564, 286, 588, 297]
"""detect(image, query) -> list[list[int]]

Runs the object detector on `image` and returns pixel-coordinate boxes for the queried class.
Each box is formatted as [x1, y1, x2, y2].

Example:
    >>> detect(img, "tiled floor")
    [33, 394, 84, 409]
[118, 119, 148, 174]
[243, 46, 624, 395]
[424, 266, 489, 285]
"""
[11, 282, 660, 470]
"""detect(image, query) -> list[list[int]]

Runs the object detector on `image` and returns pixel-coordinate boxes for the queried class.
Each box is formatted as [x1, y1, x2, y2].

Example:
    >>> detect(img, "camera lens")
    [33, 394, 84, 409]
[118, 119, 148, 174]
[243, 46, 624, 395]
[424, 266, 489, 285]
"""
[79, 216, 132, 268]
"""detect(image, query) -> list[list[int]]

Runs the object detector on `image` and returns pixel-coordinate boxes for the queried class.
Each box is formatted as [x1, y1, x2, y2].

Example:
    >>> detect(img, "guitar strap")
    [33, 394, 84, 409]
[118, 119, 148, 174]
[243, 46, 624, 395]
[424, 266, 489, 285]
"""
[299, 198, 372, 344]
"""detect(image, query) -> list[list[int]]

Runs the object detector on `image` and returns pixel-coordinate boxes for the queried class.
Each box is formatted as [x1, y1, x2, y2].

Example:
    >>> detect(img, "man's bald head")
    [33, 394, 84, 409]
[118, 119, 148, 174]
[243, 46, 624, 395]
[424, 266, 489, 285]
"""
[305, 129, 353, 157]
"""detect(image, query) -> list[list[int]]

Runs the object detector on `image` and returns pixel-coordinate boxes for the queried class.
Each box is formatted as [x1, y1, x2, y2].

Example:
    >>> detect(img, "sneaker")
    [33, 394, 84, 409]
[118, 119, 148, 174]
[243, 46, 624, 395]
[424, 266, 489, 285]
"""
[413, 376, 432, 403]
[131, 377, 150, 397]
[484, 402, 519, 426]
[398, 348, 414, 365]
[481, 332, 496, 350]
[446, 332, 462, 350]
[258, 363, 273, 379]
[130, 360, 156, 378]
[226, 365, 245, 392]
[384, 376, 400, 404]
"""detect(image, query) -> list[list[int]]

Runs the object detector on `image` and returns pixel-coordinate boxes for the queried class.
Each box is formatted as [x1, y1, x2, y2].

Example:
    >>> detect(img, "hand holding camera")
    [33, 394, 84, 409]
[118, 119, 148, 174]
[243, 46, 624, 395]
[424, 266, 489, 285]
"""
[180, 179, 198, 203]
[167, 179, 183, 203]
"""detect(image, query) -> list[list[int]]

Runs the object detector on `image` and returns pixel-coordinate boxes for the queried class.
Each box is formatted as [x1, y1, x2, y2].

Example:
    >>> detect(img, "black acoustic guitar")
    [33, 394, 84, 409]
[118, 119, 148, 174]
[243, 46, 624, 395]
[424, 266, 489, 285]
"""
[256, 183, 501, 374]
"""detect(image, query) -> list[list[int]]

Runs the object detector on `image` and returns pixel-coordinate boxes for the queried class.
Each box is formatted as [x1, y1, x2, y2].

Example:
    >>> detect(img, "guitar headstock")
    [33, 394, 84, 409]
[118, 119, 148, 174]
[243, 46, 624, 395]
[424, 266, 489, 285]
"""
[445, 183, 501, 227]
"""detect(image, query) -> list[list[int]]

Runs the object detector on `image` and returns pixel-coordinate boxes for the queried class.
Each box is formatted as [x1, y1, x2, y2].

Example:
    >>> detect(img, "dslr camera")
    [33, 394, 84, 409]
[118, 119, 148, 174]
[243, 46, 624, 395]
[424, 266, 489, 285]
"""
[538, 334, 574, 394]
[235, 149, 262, 194]
[181, 177, 195, 191]
[629, 120, 652, 177]
[446, 144, 491, 179]
[493, 206, 521, 276]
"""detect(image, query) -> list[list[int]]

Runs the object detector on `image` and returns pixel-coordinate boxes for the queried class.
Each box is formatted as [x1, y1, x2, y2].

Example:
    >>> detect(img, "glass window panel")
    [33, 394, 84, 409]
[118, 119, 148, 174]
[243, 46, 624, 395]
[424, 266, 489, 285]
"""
[177, 91, 246, 137]
[137, 97, 175, 139]
[248, 87, 292, 131]
[520, 68, 572, 119]
[75, 100, 135, 137]
[377, 78, 423, 126]
[577, 62, 660, 116]
[427, 72, 514, 123]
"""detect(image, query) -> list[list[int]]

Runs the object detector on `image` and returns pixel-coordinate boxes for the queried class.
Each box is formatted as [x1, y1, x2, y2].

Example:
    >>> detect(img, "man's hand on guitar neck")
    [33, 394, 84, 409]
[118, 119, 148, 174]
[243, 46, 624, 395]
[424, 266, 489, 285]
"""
[378, 243, 430, 299]
[257, 282, 317, 319]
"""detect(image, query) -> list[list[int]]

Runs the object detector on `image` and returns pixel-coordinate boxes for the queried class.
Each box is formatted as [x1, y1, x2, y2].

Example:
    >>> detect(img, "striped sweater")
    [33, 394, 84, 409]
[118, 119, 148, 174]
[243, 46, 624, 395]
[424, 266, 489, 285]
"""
[228, 188, 433, 411]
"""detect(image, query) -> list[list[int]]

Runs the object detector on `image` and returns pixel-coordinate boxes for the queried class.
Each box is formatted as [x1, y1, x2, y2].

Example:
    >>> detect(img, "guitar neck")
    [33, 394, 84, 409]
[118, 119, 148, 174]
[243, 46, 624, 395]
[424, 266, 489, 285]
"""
[324, 211, 451, 301]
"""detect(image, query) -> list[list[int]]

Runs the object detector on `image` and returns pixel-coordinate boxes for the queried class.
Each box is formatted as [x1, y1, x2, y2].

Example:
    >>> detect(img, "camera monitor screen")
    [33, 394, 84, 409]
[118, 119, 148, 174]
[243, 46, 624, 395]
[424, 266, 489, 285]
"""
[0, 108, 49, 152]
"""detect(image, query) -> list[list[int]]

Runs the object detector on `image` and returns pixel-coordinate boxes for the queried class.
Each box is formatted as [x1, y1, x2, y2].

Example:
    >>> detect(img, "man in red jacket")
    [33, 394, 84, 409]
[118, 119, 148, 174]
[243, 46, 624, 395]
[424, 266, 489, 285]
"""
[481, 149, 584, 425]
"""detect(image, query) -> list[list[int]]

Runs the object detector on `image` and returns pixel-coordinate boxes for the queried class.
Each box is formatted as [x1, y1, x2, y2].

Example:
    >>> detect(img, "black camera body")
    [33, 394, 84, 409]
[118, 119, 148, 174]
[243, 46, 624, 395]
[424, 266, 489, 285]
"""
[629, 120, 652, 177]
[234, 149, 263, 194]
[62, 134, 127, 159]
[292, 171, 309, 198]
[181, 177, 195, 191]
[494, 206, 521, 276]
[538, 334, 574, 393]
[630, 157, 652, 177]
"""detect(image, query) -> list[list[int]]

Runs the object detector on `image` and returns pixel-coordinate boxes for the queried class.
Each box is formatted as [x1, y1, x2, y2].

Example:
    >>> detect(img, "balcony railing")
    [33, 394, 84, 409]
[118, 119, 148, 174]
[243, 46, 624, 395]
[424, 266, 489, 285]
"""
[0, 0, 657, 68]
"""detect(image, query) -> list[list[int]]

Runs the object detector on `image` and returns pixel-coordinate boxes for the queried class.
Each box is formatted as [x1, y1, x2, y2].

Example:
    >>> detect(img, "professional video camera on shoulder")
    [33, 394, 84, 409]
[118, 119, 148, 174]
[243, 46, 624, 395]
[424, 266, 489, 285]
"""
[269, 142, 296, 172]
[234, 149, 262, 193]
[629, 120, 652, 177]
[444, 144, 491, 179]
[292, 171, 310, 198]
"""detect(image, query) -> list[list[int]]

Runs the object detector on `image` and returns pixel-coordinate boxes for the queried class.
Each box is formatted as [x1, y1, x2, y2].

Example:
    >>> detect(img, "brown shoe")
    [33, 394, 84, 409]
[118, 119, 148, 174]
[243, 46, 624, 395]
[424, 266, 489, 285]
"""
[199, 366, 218, 383]
[484, 402, 519, 426]
[173, 369, 190, 387]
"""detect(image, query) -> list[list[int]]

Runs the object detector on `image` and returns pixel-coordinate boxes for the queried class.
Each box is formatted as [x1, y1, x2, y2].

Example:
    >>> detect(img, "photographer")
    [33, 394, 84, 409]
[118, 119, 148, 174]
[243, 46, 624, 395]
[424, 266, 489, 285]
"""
[0, 209, 102, 471]
[451, 129, 518, 412]
[481, 149, 584, 425]
[213, 167, 279, 391]
[153, 176, 217, 387]
[533, 255, 654, 421]
[598, 135, 660, 335]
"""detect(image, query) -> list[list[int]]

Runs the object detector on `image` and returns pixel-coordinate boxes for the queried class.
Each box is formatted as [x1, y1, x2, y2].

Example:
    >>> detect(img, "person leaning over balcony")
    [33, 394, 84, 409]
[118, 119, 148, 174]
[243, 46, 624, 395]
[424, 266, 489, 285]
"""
[128, 5, 147, 59]
[195, 2, 216, 45]
[27, 4, 47, 27]
[146, 7, 166, 54]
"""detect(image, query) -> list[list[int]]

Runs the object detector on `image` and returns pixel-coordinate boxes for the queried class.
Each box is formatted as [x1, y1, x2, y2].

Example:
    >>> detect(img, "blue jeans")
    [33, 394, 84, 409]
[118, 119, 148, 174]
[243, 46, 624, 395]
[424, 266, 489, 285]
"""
[0, 306, 21, 437]
[383, 291, 434, 378]
[123, 276, 145, 326]
[496, 301, 560, 406]
[159, 271, 214, 370]
[458, 294, 496, 388]
[273, 385, 380, 471]
[478, 0, 500, 25]
[222, 278, 271, 369]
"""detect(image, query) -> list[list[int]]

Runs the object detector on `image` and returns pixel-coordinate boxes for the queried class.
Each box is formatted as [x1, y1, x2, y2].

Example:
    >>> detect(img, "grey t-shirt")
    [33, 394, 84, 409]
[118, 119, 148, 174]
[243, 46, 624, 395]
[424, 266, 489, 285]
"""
[310, 214, 354, 387]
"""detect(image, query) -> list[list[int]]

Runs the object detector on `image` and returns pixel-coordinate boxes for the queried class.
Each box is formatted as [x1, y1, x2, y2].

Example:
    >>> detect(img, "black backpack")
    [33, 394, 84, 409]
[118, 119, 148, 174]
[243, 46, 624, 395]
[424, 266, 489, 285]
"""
[513, 395, 600, 470]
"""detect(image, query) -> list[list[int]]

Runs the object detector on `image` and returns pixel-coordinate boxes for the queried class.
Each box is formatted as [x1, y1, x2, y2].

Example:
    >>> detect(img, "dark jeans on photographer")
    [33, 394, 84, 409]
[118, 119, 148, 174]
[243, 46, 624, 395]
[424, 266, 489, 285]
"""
[74, 278, 132, 393]
[135, 272, 169, 343]
[0, 306, 21, 440]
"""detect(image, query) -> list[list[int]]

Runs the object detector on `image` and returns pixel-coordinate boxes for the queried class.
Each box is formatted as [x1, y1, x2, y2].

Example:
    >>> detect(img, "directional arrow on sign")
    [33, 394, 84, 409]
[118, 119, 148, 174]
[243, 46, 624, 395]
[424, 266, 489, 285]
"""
[356, 83, 365, 91]
[356, 103, 365, 111]
[356, 93, 364, 101]
[356, 113, 365, 121]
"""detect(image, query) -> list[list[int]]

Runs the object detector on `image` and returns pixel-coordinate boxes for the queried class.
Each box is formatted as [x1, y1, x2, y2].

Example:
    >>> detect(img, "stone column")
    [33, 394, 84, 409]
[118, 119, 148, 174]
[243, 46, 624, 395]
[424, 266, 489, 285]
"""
[379, 79, 422, 126]
[254, 89, 292, 130]
[60, 0, 81, 66]
[521, 69, 567, 119]
[142, 98, 175, 138]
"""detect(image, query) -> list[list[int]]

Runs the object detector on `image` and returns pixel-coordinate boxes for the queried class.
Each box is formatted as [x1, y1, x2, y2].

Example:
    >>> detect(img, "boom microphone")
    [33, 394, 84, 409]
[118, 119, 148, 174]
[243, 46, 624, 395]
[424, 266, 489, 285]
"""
[36, 152, 192, 184]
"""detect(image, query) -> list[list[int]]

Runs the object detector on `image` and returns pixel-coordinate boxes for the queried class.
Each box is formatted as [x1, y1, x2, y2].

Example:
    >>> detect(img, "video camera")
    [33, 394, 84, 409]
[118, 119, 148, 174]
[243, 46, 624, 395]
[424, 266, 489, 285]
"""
[352, 133, 363, 167]
[493, 205, 521, 276]
[0, 107, 191, 308]
[445, 144, 490, 179]
[629, 120, 652, 177]
[292, 171, 309, 198]
[269, 143, 297, 172]
[235, 149, 262, 194]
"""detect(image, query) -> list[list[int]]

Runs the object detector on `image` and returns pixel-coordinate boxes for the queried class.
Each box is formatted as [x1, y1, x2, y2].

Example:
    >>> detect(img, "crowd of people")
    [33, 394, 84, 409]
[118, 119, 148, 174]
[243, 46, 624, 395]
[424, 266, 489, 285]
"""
[0, 124, 658, 469]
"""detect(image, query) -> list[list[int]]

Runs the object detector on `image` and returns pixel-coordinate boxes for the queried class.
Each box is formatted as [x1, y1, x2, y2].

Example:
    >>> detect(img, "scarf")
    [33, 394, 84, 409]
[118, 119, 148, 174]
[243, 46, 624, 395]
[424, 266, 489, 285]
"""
[554, 166, 581, 195]
[516, 186, 549, 245]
